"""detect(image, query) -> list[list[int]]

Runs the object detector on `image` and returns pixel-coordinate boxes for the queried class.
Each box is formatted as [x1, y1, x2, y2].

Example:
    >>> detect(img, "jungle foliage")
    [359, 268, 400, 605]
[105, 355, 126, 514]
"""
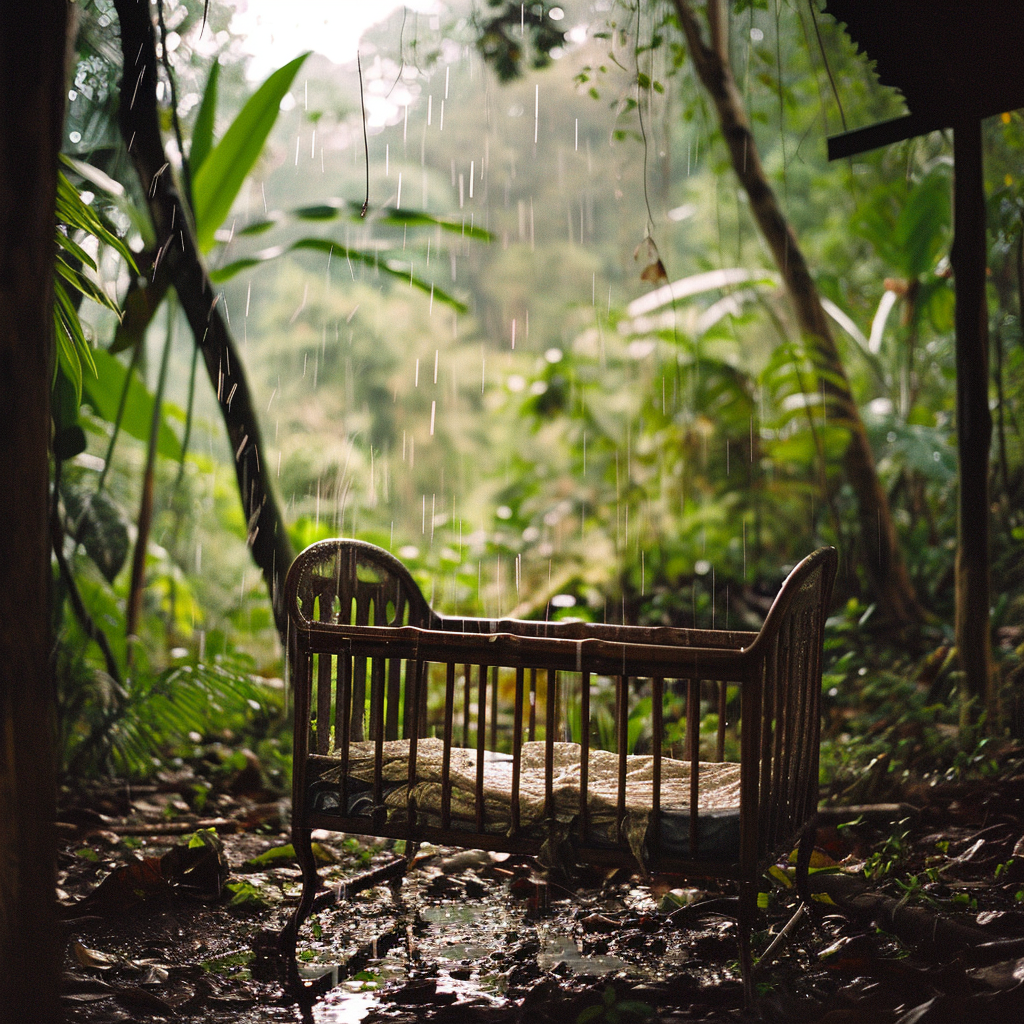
[52, 0, 1024, 784]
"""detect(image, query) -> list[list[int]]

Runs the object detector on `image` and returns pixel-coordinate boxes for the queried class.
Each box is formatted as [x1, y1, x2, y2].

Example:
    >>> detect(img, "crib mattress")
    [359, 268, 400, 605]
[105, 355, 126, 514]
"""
[307, 738, 743, 863]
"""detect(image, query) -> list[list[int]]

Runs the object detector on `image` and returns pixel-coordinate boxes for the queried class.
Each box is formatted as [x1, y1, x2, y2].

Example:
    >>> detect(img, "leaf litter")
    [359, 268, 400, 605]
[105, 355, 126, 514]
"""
[55, 747, 1024, 1022]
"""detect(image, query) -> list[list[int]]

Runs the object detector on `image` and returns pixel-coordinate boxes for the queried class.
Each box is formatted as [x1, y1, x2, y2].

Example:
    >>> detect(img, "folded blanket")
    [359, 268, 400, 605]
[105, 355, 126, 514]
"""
[315, 737, 741, 865]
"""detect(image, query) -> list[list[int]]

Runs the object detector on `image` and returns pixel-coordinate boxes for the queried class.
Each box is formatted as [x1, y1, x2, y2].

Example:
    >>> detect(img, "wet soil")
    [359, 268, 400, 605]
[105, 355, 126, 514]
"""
[55, 758, 1024, 1023]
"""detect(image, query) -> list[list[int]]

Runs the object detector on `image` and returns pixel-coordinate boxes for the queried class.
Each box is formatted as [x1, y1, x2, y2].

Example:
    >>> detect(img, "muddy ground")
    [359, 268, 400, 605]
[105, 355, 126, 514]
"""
[55, 754, 1024, 1024]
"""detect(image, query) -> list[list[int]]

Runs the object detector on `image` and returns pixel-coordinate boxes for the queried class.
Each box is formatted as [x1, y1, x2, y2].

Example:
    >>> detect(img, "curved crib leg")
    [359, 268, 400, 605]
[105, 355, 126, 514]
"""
[737, 880, 757, 1007]
[280, 823, 321, 960]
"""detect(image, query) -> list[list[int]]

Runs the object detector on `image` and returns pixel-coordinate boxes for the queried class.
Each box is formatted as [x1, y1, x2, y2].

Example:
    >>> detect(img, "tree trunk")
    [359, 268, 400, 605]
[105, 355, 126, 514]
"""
[671, 0, 923, 625]
[0, 3, 66, 1021]
[951, 118, 995, 720]
[113, 0, 294, 642]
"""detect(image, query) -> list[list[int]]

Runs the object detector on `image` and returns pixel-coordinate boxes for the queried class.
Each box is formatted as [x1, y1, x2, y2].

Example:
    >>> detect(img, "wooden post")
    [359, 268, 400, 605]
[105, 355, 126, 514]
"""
[0, 3, 66, 1021]
[951, 117, 995, 725]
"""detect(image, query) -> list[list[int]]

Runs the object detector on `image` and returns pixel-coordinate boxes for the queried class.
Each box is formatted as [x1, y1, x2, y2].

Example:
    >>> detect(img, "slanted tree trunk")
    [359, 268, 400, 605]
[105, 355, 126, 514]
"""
[671, 0, 923, 626]
[113, 0, 294, 642]
[0, 3, 66, 1021]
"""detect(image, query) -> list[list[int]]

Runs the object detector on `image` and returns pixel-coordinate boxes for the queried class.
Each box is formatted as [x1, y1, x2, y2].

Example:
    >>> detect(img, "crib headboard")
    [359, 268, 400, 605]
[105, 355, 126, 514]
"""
[285, 538, 439, 631]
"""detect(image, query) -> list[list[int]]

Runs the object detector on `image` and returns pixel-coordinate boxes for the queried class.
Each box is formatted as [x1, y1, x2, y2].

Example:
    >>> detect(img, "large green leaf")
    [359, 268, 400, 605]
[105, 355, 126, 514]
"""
[209, 237, 469, 313]
[190, 59, 220, 176]
[56, 165, 138, 273]
[894, 168, 950, 279]
[82, 348, 184, 461]
[192, 53, 309, 252]
[60, 475, 130, 584]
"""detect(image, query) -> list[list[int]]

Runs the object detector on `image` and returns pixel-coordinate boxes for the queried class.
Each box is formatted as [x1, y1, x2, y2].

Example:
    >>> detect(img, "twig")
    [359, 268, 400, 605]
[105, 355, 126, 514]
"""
[758, 902, 806, 967]
[357, 51, 369, 217]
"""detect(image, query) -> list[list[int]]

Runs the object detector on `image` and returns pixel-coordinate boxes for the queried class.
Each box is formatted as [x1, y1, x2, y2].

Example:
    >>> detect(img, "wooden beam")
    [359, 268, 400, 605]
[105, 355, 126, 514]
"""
[827, 112, 947, 161]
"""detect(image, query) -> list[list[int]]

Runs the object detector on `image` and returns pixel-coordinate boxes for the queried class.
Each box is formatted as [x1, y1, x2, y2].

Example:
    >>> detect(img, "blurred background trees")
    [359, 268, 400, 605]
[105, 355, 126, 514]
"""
[47, 0, 1024, 788]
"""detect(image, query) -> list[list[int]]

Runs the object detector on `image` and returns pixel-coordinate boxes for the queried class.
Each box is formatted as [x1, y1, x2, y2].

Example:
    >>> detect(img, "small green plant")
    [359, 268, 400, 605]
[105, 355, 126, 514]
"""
[864, 819, 912, 881]
[342, 837, 374, 866]
[950, 891, 978, 911]
[576, 985, 654, 1024]
[225, 879, 267, 909]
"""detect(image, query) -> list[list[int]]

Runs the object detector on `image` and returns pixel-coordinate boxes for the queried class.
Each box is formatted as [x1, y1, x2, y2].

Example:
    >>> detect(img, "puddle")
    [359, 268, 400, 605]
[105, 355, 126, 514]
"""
[537, 933, 627, 975]
[302, 883, 516, 1019]
[299, 867, 707, 1020]
[313, 986, 377, 1023]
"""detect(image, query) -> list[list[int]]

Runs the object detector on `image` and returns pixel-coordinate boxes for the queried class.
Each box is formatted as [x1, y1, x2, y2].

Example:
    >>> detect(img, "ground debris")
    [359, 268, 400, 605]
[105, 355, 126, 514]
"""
[55, 757, 1024, 1023]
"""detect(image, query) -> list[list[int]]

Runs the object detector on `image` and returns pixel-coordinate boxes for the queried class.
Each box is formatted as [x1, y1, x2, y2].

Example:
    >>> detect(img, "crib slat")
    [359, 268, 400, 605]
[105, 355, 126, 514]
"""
[683, 678, 695, 765]
[370, 655, 385, 823]
[528, 668, 537, 741]
[407, 661, 423, 821]
[798, 606, 824, 824]
[740, 669, 763, 871]
[475, 664, 486, 831]
[789, 613, 809, 829]
[758, 646, 776, 854]
[316, 652, 332, 755]
[544, 669, 555, 818]
[490, 665, 499, 750]
[772, 622, 794, 849]
[687, 678, 699, 856]
[579, 670, 590, 840]
[385, 656, 401, 740]
[339, 653, 352, 814]
[652, 676, 663, 856]
[716, 681, 727, 762]
[511, 667, 524, 834]
[370, 656, 385, 742]
[441, 662, 455, 829]
[351, 655, 367, 741]
[616, 675, 628, 840]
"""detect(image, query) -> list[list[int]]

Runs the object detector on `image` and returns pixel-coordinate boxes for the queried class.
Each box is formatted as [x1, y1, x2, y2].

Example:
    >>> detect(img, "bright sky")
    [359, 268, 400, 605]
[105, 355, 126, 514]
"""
[231, 0, 439, 78]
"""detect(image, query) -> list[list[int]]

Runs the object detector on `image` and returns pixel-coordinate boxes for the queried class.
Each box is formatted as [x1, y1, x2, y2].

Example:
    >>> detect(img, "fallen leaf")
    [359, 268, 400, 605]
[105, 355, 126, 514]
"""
[967, 955, 1024, 991]
[114, 985, 176, 1015]
[71, 940, 120, 970]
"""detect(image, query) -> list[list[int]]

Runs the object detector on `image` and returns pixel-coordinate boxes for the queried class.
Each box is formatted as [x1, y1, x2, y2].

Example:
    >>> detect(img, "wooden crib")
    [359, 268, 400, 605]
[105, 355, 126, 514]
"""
[281, 538, 837, 992]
